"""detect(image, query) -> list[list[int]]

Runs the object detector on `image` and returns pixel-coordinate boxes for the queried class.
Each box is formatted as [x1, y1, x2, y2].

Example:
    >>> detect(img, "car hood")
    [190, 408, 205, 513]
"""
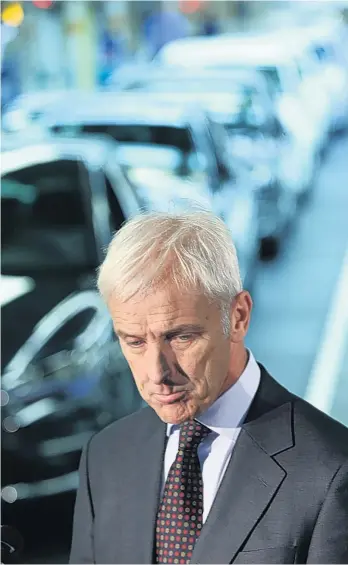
[125, 166, 213, 212]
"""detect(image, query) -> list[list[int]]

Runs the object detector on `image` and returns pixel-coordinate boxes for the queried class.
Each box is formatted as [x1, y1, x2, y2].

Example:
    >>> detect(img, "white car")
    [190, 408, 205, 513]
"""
[286, 20, 348, 133]
[155, 34, 326, 193]
[1, 91, 71, 133]
[156, 33, 331, 148]
[1, 89, 113, 149]
[44, 91, 261, 283]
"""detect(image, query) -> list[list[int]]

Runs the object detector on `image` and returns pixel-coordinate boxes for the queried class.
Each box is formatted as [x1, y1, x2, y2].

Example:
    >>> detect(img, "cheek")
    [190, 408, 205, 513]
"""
[119, 347, 147, 388]
[188, 341, 229, 386]
[128, 365, 149, 400]
[180, 345, 214, 387]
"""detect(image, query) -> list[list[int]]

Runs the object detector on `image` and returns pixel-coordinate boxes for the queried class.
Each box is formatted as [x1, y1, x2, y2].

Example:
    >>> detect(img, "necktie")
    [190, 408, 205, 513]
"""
[155, 420, 212, 564]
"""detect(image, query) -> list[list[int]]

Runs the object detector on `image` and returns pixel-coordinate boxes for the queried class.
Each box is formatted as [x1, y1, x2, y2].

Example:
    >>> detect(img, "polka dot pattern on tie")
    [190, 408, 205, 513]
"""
[155, 420, 211, 564]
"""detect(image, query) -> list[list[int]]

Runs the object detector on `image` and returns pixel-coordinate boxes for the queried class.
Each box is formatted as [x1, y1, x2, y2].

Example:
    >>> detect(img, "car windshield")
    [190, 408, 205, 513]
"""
[211, 96, 269, 133]
[129, 77, 252, 93]
[53, 123, 205, 181]
[260, 67, 282, 91]
[1, 159, 94, 275]
[195, 64, 282, 95]
[54, 123, 192, 151]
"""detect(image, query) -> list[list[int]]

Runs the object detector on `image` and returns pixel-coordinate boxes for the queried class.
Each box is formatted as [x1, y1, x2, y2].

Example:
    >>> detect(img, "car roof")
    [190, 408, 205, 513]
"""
[127, 90, 251, 119]
[3, 90, 69, 111]
[3, 89, 94, 115]
[156, 33, 305, 67]
[125, 65, 269, 91]
[0, 135, 117, 176]
[271, 20, 346, 50]
[45, 92, 198, 128]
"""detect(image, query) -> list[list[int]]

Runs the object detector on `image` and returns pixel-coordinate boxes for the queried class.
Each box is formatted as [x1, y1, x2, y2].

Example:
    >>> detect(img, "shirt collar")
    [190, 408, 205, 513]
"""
[166, 349, 260, 440]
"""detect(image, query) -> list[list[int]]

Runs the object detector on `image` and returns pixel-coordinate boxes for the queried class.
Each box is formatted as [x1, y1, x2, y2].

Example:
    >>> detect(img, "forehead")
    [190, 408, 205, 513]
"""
[108, 286, 218, 331]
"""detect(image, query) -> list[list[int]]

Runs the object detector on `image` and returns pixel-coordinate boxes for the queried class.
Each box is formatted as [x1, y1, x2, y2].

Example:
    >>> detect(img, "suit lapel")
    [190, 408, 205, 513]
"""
[190, 429, 286, 564]
[108, 408, 166, 564]
[191, 370, 295, 565]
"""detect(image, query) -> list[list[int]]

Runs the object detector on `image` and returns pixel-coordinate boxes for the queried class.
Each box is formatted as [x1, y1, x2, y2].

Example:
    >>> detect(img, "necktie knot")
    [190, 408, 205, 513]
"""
[178, 419, 211, 452]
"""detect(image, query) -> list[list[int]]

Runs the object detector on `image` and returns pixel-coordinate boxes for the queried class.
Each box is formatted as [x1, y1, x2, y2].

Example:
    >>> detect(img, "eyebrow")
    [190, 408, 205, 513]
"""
[116, 324, 205, 340]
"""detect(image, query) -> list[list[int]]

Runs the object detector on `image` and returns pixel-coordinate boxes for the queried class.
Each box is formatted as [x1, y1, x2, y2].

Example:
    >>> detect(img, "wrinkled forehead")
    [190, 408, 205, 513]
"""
[108, 285, 221, 332]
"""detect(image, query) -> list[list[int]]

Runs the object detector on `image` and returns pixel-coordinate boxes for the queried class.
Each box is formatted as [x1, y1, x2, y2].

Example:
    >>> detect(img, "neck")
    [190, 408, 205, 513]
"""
[220, 345, 249, 397]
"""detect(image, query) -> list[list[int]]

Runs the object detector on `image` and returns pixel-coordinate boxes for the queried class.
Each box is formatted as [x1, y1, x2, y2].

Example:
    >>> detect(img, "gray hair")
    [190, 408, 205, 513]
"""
[97, 210, 242, 335]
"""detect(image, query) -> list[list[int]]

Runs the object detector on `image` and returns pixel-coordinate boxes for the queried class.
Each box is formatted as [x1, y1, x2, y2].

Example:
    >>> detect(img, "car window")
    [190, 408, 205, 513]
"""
[203, 117, 233, 184]
[260, 67, 282, 93]
[1, 159, 95, 274]
[206, 118, 228, 160]
[66, 123, 194, 153]
[103, 172, 128, 230]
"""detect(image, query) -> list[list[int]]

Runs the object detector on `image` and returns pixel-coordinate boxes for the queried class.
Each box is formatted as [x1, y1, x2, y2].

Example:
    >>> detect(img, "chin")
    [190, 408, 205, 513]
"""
[157, 402, 199, 425]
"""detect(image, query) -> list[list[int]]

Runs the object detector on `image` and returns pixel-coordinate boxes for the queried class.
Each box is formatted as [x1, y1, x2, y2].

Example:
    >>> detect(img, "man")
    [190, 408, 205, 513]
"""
[201, 12, 220, 36]
[69, 211, 348, 564]
[142, 5, 191, 59]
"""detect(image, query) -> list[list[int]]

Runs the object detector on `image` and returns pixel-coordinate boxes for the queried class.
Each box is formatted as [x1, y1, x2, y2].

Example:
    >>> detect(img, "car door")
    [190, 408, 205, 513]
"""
[1, 152, 115, 368]
[1, 152, 143, 511]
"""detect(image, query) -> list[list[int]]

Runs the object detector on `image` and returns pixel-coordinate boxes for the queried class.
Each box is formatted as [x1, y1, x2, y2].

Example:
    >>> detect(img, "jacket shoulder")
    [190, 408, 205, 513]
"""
[87, 405, 158, 459]
[258, 364, 348, 459]
[293, 395, 348, 460]
[255, 365, 348, 465]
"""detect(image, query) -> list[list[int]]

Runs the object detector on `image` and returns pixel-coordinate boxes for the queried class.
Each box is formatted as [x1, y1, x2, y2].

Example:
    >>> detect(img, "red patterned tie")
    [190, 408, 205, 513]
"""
[155, 420, 212, 564]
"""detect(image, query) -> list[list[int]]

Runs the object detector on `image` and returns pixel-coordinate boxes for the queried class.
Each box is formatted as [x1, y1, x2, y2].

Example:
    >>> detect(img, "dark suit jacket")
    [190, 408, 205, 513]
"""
[69, 365, 348, 564]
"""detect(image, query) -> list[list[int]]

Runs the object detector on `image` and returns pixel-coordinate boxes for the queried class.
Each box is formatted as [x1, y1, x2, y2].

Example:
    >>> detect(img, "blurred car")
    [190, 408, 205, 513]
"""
[1, 91, 69, 133]
[1, 136, 146, 543]
[1, 89, 114, 135]
[121, 67, 306, 256]
[0, 89, 112, 152]
[45, 92, 260, 282]
[155, 33, 329, 180]
[283, 20, 348, 134]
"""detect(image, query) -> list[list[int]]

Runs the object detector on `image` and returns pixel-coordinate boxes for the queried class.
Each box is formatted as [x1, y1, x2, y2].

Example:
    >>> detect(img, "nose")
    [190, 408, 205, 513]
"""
[146, 345, 172, 385]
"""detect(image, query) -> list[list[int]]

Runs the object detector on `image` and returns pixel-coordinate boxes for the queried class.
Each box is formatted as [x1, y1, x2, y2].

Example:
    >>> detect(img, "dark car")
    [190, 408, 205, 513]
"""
[1, 136, 145, 554]
[45, 91, 260, 285]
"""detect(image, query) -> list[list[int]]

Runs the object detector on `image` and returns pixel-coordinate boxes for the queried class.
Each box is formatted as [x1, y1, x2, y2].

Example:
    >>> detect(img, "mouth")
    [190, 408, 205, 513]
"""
[153, 391, 187, 405]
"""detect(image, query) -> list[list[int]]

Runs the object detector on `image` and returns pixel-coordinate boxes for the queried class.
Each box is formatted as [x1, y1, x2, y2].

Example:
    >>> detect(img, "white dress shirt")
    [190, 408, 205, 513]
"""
[162, 350, 260, 523]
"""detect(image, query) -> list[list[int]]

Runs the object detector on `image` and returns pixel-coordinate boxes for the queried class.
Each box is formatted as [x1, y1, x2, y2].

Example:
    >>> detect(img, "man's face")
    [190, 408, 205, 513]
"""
[108, 284, 248, 424]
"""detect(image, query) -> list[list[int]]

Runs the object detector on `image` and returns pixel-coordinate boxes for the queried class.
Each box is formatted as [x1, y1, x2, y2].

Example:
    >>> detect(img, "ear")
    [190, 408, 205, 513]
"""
[230, 291, 253, 343]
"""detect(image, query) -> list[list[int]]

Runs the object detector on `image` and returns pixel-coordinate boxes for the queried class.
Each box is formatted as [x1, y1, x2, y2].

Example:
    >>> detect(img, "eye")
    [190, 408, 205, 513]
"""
[127, 340, 145, 348]
[174, 334, 194, 342]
